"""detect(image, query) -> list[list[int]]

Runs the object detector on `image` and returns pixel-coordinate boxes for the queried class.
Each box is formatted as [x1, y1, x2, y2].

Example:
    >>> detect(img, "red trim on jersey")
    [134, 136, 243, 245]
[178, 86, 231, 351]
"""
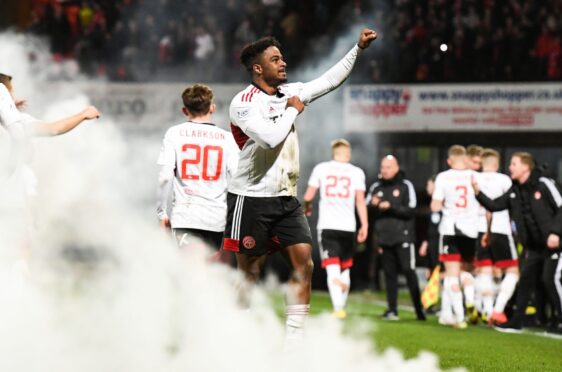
[475, 259, 493, 268]
[223, 238, 240, 252]
[322, 257, 341, 268]
[495, 259, 519, 268]
[439, 253, 462, 262]
[341, 259, 354, 270]
[241, 87, 259, 102]
[230, 123, 249, 150]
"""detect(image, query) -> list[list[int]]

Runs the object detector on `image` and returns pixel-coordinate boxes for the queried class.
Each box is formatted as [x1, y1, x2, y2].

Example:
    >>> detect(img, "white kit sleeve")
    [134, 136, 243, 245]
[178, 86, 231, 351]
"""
[230, 101, 298, 149]
[299, 45, 362, 104]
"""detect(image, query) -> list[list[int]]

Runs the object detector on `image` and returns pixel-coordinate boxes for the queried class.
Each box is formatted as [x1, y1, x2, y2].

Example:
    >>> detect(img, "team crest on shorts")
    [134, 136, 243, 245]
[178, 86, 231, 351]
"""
[534, 191, 541, 200]
[393, 189, 400, 197]
[243, 236, 256, 249]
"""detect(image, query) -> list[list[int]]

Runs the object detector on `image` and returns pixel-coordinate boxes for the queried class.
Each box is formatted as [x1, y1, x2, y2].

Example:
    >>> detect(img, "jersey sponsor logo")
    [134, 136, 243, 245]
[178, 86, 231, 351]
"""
[237, 109, 249, 119]
[534, 191, 541, 199]
[393, 188, 400, 197]
[510, 192, 516, 198]
[243, 236, 256, 249]
[269, 106, 275, 113]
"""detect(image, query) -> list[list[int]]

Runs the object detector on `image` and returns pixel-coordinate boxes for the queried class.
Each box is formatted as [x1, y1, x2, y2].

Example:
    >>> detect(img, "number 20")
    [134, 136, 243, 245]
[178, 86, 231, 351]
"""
[181, 144, 223, 181]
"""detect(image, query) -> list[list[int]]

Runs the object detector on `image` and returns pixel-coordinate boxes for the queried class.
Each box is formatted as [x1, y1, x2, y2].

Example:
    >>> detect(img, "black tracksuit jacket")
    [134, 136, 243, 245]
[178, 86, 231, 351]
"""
[366, 171, 416, 246]
[476, 170, 562, 251]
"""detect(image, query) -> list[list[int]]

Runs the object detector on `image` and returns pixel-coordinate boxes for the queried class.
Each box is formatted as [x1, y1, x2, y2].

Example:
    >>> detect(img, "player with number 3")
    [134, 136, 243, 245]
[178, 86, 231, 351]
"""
[431, 145, 481, 329]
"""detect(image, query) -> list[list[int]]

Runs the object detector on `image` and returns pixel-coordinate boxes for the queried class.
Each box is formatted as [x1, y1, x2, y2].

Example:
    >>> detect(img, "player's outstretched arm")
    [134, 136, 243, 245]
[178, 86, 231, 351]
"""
[475, 189, 510, 212]
[34, 106, 100, 137]
[300, 28, 377, 104]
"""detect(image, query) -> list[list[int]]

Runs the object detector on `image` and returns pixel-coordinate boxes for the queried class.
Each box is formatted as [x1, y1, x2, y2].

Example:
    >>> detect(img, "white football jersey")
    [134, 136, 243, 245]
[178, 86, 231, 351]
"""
[433, 168, 479, 238]
[228, 45, 363, 197]
[157, 121, 239, 231]
[308, 160, 365, 232]
[228, 83, 308, 197]
[477, 171, 512, 235]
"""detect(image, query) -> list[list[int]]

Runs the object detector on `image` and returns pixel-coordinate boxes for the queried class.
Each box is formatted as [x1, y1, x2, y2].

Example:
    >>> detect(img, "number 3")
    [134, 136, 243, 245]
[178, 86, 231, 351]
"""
[455, 185, 468, 208]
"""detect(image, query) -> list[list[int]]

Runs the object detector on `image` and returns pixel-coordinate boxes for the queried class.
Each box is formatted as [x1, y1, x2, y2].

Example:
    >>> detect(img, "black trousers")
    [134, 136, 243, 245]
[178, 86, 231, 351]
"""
[515, 249, 562, 322]
[543, 250, 562, 321]
[381, 243, 424, 316]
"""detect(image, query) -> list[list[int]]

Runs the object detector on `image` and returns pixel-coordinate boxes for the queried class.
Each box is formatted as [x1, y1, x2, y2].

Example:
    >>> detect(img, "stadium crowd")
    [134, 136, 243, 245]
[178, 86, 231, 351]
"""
[21, 0, 562, 82]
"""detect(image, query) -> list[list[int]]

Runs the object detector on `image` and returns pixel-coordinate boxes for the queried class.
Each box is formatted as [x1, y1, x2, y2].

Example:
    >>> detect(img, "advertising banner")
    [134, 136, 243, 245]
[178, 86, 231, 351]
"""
[344, 84, 562, 132]
[75, 83, 244, 133]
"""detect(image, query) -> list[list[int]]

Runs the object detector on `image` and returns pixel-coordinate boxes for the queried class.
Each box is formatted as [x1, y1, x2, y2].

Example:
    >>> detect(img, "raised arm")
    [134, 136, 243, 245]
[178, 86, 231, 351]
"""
[300, 28, 377, 104]
[32, 106, 100, 136]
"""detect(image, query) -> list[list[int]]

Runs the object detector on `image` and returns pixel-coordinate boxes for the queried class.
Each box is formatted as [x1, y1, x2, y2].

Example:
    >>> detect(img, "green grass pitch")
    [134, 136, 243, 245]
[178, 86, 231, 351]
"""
[272, 291, 562, 371]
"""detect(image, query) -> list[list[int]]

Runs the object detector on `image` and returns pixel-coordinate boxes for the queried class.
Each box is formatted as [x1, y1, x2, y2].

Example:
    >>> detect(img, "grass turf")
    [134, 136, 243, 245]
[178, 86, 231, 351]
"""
[272, 291, 562, 371]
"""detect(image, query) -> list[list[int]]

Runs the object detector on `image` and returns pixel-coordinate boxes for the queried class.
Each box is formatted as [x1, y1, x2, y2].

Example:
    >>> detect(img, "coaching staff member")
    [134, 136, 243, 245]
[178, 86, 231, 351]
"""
[367, 155, 425, 321]
[472, 152, 562, 334]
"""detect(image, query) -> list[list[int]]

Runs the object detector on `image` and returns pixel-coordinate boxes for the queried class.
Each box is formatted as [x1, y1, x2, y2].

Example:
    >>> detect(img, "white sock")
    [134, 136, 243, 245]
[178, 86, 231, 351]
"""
[477, 273, 495, 317]
[440, 278, 453, 319]
[460, 271, 475, 307]
[474, 287, 482, 313]
[285, 304, 310, 340]
[340, 269, 351, 307]
[446, 276, 464, 322]
[326, 264, 344, 311]
[494, 272, 519, 313]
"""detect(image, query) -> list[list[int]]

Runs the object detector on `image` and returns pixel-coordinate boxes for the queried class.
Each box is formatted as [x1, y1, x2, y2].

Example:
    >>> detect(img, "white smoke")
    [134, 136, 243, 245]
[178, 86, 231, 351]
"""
[0, 33, 456, 372]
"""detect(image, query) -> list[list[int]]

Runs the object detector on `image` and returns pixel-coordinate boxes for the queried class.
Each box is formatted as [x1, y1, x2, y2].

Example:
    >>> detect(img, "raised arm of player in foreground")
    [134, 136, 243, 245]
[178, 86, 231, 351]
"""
[0, 84, 100, 137]
[230, 96, 304, 149]
[32, 106, 100, 136]
[299, 28, 377, 104]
